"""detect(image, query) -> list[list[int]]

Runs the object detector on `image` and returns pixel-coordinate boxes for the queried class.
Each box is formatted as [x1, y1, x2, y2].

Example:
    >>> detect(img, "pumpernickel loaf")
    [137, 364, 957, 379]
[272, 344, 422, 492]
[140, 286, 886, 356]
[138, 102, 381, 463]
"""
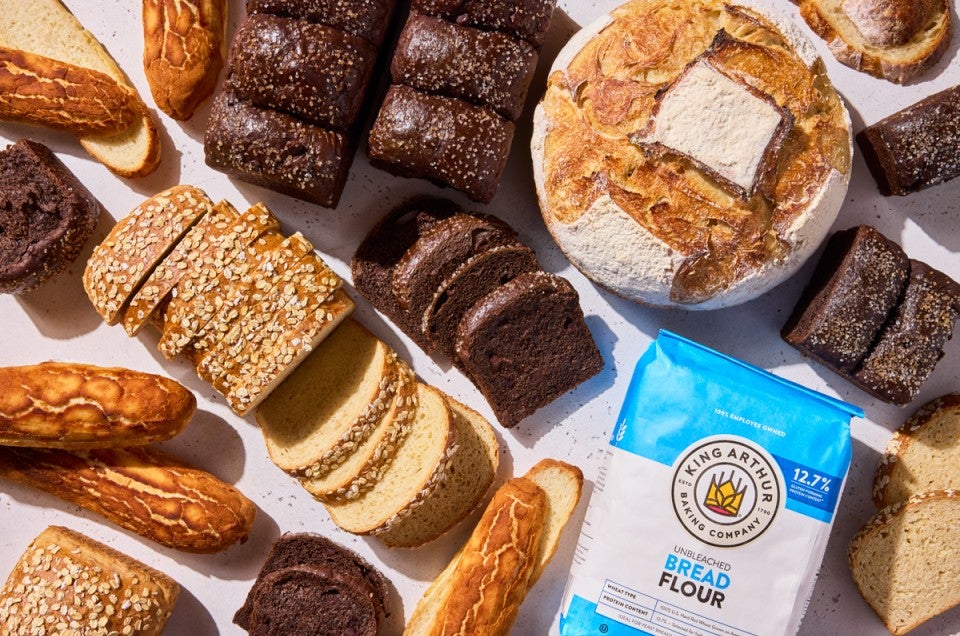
[247, 0, 396, 46]
[411, 0, 557, 48]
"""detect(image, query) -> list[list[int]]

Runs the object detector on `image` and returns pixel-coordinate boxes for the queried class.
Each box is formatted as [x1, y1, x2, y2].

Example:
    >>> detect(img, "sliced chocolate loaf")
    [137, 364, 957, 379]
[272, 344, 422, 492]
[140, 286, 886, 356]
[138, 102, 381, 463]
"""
[412, 0, 557, 48]
[455, 271, 602, 427]
[391, 13, 538, 120]
[205, 92, 353, 207]
[851, 261, 960, 404]
[0, 139, 101, 294]
[227, 14, 377, 130]
[368, 85, 515, 203]
[857, 85, 960, 196]
[781, 225, 909, 373]
[246, 0, 396, 46]
[424, 244, 541, 359]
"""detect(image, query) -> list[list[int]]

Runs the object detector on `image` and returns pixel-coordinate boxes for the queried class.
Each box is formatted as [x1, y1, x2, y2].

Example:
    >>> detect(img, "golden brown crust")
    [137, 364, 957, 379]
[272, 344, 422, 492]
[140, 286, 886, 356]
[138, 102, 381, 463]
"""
[0, 45, 139, 134]
[0, 445, 256, 553]
[142, 0, 226, 120]
[0, 526, 179, 635]
[0, 362, 195, 449]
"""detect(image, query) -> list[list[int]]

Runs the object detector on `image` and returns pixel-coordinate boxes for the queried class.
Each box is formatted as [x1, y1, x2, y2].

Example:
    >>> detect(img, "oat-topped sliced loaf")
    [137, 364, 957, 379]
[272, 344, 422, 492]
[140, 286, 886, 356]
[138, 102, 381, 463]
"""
[257, 319, 400, 475]
[300, 359, 418, 501]
[375, 396, 499, 547]
[798, 0, 953, 83]
[324, 382, 457, 535]
[456, 271, 602, 427]
[874, 394, 960, 508]
[849, 490, 960, 635]
[84, 185, 213, 324]
[0, 526, 179, 635]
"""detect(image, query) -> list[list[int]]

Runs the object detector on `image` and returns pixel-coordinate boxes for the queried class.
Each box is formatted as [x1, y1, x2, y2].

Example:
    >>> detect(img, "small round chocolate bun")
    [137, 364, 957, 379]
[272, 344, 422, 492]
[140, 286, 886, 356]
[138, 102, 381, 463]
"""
[531, 0, 852, 310]
[0, 139, 101, 294]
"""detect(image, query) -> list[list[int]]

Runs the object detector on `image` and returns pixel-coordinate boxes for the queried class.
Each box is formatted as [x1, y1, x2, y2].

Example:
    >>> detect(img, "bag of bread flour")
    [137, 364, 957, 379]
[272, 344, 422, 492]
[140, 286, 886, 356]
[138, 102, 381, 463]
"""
[559, 331, 862, 636]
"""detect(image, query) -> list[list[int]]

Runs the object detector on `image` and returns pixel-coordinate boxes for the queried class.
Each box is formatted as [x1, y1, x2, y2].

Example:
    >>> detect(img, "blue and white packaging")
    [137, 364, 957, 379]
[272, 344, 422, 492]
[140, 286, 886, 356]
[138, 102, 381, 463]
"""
[559, 331, 862, 636]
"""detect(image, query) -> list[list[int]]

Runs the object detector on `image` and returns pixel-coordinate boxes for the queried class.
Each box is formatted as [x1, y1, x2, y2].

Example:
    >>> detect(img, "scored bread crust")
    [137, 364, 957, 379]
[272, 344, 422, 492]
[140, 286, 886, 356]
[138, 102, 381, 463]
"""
[0, 362, 195, 449]
[0, 0, 161, 177]
[798, 0, 952, 84]
[873, 393, 960, 508]
[0, 526, 179, 636]
[531, 0, 851, 309]
[848, 489, 960, 635]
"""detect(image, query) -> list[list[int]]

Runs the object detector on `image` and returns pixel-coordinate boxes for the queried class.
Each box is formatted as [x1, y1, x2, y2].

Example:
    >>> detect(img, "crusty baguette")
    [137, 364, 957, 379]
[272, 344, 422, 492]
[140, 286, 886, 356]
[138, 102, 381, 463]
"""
[143, 0, 226, 120]
[0, 45, 138, 134]
[0, 361, 195, 449]
[0, 526, 179, 635]
[798, 0, 953, 83]
[0, 445, 256, 553]
[0, 0, 161, 176]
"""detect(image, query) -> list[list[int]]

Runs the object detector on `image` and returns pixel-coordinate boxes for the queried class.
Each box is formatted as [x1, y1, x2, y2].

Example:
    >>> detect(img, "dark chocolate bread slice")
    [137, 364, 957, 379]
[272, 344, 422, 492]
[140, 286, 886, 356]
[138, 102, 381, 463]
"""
[204, 91, 353, 208]
[781, 225, 909, 373]
[850, 260, 960, 404]
[424, 244, 541, 359]
[227, 14, 377, 131]
[391, 13, 538, 120]
[857, 85, 960, 196]
[0, 139, 101, 294]
[234, 533, 387, 630]
[245, 566, 380, 636]
[392, 211, 518, 322]
[412, 0, 557, 48]
[455, 271, 602, 427]
[246, 0, 397, 46]
[351, 198, 459, 347]
[368, 85, 514, 203]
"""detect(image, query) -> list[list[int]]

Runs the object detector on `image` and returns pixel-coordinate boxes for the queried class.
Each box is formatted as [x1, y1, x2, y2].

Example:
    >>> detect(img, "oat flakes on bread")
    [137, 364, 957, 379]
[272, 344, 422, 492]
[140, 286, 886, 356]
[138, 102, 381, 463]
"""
[0, 362, 195, 449]
[0, 526, 179, 635]
[798, 0, 953, 83]
[849, 490, 960, 635]
[0, 0, 161, 177]
[874, 394, 960, 508]
[532, 0, 852, 309]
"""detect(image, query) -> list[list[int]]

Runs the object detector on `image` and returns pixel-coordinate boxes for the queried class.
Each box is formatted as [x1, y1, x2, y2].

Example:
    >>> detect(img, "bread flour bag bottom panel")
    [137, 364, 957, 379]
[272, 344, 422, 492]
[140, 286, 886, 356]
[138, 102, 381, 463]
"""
[559, 330, 862, 636]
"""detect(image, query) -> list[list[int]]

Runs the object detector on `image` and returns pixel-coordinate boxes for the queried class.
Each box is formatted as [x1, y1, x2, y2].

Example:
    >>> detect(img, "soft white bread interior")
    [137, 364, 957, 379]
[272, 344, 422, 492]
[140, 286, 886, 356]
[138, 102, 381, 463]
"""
[0, 0, 161, 176]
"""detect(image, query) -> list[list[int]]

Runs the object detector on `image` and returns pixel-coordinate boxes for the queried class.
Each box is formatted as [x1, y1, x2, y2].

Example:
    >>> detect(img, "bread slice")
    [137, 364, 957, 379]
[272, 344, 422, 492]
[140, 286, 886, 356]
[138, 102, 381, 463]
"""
[0, 526, 178, 635]
[798, 0, 953, 83]
[83, 185, 213, 324]
[0, 0, 161, 176]
[323, 382, 457, 534]
[849, 490, 960, 635]
[301, 360, 419, 501]
[257, 320, 399, 474]
[375, 396, 499, 547]
[873, 394, 960, 508]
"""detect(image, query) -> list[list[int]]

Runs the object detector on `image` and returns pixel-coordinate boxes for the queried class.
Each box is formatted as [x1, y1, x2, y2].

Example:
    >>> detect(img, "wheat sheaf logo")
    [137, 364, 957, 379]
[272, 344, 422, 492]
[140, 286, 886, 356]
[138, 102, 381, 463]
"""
[672, 438, 782, 548]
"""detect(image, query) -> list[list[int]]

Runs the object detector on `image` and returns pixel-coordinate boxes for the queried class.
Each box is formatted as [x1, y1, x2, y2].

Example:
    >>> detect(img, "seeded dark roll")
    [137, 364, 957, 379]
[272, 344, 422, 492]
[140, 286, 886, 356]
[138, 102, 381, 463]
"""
[857, 85, 960, 195]
[246, 0, 397, 46]
[412, 0, 557, 48]
[368, 85, 515, 203]
[0, 139, 101, 294]
[205, 91, 353, 207]
[392, 13, 538, 120]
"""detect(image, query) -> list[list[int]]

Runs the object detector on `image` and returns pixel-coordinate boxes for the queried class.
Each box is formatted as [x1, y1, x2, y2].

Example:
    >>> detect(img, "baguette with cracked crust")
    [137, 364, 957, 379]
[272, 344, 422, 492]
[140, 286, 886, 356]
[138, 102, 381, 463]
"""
[0, 362, 195, 449]
[143, 0, 226, 120]
[0, 445, 256, 553]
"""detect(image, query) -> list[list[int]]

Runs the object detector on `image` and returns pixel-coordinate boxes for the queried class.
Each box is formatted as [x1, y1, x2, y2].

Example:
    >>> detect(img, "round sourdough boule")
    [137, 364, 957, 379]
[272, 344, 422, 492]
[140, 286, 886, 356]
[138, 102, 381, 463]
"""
[531, 0, 852, 309]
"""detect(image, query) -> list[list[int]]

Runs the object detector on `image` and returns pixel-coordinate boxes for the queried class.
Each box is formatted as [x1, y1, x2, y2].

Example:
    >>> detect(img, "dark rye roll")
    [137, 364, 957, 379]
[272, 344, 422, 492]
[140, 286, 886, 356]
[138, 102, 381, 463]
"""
[412, 0, 557, 48]
[205, 91, 353, 208]
[226, 14, 377, 131]
[246, 0, 397, 46]
[392, 13, 538, 120]
[368, 85, 515, 203]
[0, 139, 101, 294]
[857, 84, 960, 196]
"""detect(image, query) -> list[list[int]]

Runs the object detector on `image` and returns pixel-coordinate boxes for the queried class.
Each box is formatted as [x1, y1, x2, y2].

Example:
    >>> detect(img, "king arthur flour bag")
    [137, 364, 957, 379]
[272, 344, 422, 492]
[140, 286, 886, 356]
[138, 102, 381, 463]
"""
[559, 331, 862, 636]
